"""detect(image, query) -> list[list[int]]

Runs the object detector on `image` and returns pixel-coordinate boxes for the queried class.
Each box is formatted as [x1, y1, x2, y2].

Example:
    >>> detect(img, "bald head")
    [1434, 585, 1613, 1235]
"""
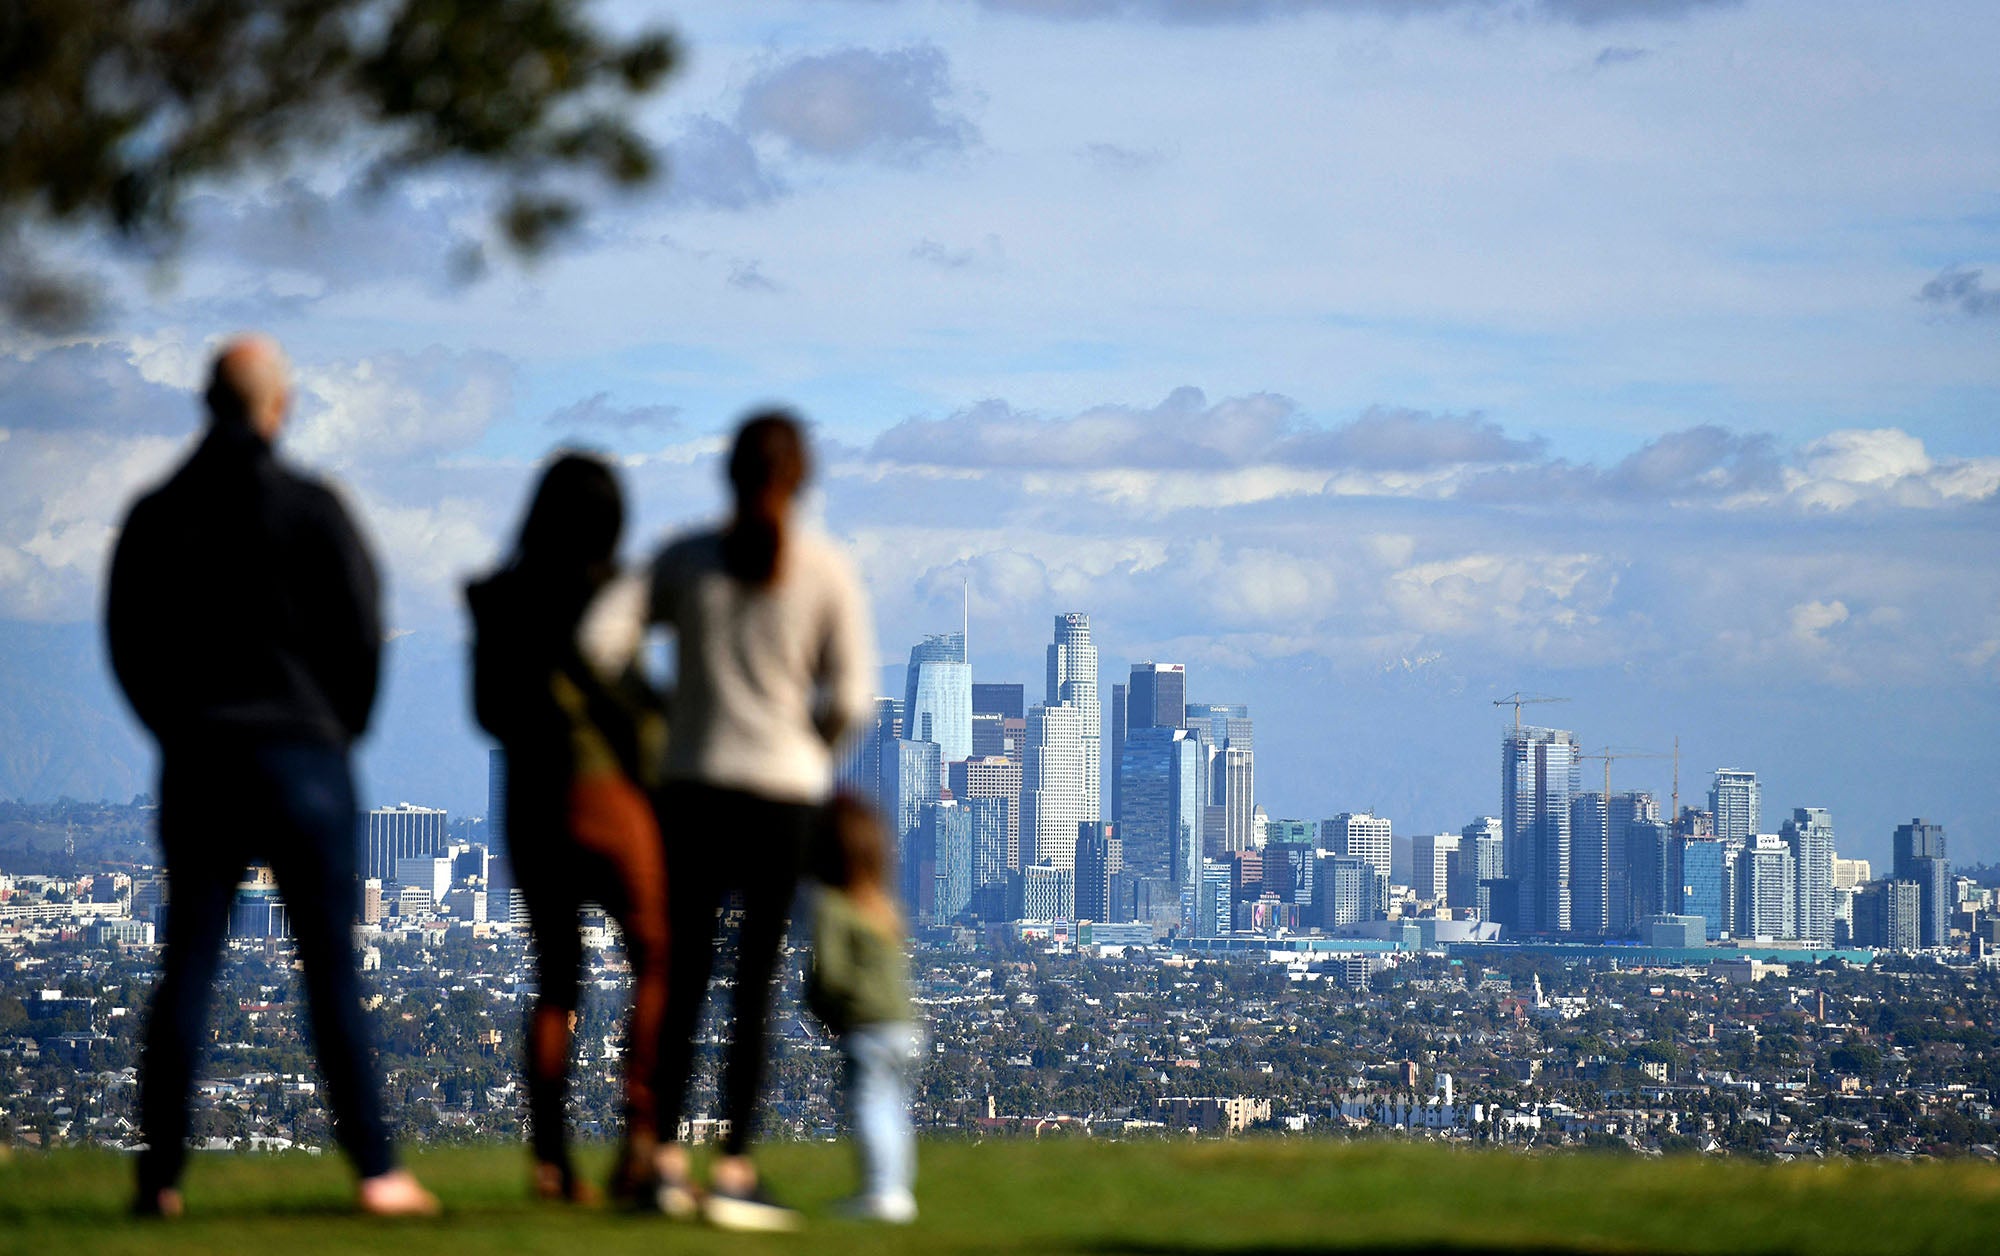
[205, 334, 291, 441]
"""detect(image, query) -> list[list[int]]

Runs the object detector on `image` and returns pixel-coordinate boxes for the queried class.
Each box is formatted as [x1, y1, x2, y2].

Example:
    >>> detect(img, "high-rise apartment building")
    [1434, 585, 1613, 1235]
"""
[902, 632, 972, 764]
[1709, 769, 1760, 845]
[1323, 812, 1392, 887]
[1781, 807, 1836, 945]
[1737, 835, 1797, 939]
[1412, 832, 1460, 904]
[1892, 817, 1950, 948]
[948, 757, 1022, 872]
[1502, 726, 1580, 935]
[366, 804, 447, 884]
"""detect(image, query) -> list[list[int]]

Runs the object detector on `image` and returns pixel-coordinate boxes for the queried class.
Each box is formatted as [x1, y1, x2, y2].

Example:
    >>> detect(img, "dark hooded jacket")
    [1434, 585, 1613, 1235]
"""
[106, 422, 381, 749]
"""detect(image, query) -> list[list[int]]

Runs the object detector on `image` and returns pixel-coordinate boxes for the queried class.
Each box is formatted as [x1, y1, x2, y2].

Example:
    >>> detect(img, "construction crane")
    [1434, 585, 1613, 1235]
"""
[1491, 691, 1568, 730]
[1576, 746, 1672, 804]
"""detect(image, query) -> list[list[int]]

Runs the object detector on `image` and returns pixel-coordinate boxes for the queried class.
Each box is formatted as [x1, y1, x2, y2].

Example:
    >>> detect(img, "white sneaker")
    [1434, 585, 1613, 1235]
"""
[833, 1190, 917, 1224]
[703, 1183, 802, 1232]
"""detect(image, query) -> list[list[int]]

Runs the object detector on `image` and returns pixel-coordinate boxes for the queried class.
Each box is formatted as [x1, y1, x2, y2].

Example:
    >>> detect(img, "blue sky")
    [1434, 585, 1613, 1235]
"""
[2, 0, 1996, 865]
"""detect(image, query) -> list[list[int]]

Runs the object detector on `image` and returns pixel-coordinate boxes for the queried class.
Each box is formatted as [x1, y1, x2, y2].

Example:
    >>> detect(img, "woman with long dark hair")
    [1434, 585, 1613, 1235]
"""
[467, 451, 670, 1202]
[616, 411, 873, 1229]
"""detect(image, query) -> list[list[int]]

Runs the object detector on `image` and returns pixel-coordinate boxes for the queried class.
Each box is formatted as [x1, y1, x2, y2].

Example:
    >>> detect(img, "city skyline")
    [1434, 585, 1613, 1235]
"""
[2, 2, 1996, 869]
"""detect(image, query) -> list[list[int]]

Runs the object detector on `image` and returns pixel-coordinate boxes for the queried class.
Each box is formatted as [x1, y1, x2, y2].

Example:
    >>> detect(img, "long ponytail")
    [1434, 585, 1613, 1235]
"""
[722, 410, 808, 586]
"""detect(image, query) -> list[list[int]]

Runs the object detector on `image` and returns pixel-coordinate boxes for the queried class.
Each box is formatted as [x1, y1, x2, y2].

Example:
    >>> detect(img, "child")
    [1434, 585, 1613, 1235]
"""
[808, 794, 919, 1224]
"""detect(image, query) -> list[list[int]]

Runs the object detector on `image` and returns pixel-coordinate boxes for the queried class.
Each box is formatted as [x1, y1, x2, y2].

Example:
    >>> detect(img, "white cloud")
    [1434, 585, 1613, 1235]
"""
[288, 348, 514, 468]
[1788, 598, 1849, 644]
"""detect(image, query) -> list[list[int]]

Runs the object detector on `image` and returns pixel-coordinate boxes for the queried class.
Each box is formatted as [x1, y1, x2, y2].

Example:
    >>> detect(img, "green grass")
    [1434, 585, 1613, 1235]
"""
[3, 1140, 1999, 1255]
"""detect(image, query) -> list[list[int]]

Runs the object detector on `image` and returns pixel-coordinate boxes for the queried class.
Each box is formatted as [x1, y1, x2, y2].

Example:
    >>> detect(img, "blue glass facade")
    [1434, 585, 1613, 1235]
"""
[903, 632, 972, 764]
[1680, 837, 1731, 941]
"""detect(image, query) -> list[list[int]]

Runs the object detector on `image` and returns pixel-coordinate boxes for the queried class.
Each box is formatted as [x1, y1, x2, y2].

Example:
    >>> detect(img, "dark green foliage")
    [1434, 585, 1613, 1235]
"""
[0, 0, 678, 328]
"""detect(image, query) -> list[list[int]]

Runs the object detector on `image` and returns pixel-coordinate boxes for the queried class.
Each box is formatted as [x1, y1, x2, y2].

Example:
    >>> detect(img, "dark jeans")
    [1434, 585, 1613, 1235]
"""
[138, 741, 393, 1193]
[655, 782, 816, 1156]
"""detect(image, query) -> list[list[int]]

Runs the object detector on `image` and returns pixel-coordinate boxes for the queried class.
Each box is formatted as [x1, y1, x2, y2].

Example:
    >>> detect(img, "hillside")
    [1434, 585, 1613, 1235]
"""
[3, 1138, 1997, 1255]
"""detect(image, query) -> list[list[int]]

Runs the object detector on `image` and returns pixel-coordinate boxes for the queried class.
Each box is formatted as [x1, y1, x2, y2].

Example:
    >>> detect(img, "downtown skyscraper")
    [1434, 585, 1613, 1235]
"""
[1502, 725, 1581, 935]
[902, 630, 972, 764]
[1020, 613, 1100, 870]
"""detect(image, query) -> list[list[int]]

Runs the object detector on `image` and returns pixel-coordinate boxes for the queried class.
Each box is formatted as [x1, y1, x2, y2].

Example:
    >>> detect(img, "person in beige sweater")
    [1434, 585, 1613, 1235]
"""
[589, 411, 874, 1229]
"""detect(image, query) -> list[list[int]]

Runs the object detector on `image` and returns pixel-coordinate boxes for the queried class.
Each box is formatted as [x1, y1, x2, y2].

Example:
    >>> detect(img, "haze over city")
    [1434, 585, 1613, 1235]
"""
[2, 0, 1996, 868]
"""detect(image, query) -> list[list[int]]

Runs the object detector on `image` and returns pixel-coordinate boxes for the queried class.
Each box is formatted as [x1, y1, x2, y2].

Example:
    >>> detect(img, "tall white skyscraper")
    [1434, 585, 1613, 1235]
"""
[1709, 769, 1760, 845]
[1781, 806, 1836, 945]
[1021, 613, 1100, 871]
[1021, 701, 1092, 869]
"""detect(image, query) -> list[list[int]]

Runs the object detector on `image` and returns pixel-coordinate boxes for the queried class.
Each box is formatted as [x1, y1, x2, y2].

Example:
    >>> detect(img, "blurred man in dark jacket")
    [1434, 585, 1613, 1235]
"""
[106, 334, 435, 1218]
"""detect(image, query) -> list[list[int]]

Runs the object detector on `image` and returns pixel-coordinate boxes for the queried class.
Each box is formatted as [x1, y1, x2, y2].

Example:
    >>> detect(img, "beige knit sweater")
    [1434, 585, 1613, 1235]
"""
[582, 525, 875, 804]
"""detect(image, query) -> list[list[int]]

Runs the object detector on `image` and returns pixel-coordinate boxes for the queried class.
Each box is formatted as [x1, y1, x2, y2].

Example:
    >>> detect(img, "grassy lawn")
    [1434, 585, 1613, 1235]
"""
[4, 1139, 1999, 1255]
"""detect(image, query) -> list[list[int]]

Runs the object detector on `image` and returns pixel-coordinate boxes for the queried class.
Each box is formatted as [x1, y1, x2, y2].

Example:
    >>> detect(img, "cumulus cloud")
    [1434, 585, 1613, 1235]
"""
[288, 348, 514, 467]
[1917, 266, 2000, 319]
[0, 429, 185, 619]
[1789, 598, 1849, 645]
[545, 392, 682, 433]
[1783, 429, 2000, 510]
[737, 45, 977, 163]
